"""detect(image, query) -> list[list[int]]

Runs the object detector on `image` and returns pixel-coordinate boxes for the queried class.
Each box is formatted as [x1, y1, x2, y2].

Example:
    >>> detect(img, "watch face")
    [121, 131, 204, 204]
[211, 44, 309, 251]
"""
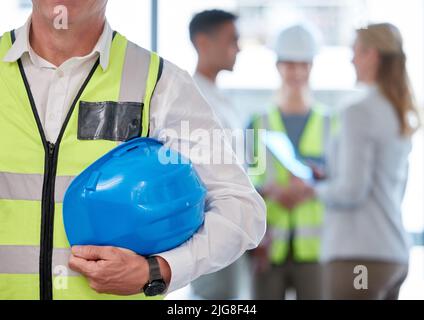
[145, 280, 167, 296]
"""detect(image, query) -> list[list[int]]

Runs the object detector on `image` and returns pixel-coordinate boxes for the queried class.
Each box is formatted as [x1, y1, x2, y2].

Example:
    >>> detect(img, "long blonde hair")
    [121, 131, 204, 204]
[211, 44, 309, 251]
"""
[357, 23, 420, 135]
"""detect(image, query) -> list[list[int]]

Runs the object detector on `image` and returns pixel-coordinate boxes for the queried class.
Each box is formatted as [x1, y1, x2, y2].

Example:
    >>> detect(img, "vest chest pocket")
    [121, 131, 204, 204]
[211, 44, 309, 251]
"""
[78, 101, 144, 142]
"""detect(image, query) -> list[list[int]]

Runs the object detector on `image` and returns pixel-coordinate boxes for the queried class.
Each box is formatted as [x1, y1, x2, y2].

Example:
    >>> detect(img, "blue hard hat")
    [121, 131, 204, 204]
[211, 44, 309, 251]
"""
[63, 138, 207, 256]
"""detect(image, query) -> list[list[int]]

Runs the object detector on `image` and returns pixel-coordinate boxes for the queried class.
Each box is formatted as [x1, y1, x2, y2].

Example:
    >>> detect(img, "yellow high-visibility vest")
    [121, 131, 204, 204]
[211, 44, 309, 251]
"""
[0, 30, 164, 300]
[252, 107, 337, 264]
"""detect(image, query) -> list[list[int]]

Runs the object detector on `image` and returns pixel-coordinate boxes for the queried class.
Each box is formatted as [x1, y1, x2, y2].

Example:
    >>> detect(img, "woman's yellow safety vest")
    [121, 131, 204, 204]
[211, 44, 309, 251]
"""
[0, 30, 164, 300]
[252, 107, 337, 264]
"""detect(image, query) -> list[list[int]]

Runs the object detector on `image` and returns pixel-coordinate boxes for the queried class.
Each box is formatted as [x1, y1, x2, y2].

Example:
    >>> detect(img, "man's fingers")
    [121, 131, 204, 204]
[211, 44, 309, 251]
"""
[71, 245, 119, 260]
[68, 255, 98, 276]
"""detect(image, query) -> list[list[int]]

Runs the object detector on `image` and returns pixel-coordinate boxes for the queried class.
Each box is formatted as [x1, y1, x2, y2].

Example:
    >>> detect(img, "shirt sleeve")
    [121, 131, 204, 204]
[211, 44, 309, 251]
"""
[148, 60, 267, 293]
[315, 103, 376, 209]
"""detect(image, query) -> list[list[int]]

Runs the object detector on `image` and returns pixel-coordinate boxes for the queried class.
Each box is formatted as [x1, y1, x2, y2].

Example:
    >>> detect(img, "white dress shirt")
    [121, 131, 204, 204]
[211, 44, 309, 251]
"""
[3, 18, 266, 293]
[193, 72, 244, 131]
[193, 73, 248, 163]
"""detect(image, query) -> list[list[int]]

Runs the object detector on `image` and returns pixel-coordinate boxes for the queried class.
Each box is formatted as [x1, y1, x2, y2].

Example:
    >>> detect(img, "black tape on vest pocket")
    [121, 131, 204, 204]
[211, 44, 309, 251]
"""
[78, 101, 143, 142]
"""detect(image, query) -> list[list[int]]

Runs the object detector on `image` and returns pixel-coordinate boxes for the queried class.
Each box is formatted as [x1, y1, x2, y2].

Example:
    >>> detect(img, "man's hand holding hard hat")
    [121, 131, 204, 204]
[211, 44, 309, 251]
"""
[69, 246, 170, 296]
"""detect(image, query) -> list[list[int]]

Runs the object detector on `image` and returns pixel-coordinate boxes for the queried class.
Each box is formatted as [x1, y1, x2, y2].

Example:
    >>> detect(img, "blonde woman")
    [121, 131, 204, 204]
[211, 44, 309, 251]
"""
[310, 23, 420, 299]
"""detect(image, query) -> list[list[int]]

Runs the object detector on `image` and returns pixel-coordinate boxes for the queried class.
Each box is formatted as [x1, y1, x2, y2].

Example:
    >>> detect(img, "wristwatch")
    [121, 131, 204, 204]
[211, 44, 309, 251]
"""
[143, 256, 167, 296]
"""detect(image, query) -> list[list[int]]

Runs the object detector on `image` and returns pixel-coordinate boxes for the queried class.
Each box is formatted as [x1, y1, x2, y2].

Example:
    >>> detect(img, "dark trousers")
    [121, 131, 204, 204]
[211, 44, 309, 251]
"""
[322, 260, 408, 300]
[253, 257, 323, 300]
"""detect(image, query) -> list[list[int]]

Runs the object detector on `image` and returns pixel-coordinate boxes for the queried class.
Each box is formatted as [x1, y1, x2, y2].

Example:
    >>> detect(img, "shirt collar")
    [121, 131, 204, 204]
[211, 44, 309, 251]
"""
[3, 16, 113, 71]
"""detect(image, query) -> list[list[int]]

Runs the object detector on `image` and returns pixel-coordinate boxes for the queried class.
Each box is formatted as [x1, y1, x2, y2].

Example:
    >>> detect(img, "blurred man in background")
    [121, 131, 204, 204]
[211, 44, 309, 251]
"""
[250, 24, 338, 300]
[191, 9, 243, 131]
[189, 9, 251, 300]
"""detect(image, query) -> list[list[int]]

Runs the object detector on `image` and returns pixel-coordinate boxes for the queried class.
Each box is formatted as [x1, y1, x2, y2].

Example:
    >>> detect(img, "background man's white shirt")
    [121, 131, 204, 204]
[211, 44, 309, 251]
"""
[193, 72, 244, 131]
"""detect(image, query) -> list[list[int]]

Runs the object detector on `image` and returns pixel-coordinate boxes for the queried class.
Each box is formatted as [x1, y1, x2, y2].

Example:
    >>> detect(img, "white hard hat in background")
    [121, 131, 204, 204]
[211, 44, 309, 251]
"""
[275, 23, 322, 63]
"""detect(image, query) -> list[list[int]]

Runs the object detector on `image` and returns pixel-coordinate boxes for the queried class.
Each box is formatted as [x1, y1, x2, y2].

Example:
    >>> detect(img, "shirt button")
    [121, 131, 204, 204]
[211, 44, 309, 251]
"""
[48, 114, 56, 121]
[57, 69, 64, 78]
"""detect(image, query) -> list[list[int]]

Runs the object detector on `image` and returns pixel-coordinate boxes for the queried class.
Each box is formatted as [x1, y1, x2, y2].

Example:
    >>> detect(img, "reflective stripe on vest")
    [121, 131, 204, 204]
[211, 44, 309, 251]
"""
[0, 246, 78, 275]
[253, 107, 330, 264]
[0, 173, 73, 202]
[0, 30, 163, 300]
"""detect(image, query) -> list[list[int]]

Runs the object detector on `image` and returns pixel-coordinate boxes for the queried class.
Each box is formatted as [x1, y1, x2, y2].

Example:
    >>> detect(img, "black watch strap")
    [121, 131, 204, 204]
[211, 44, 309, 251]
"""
[147, 256, 162, 282]
[143, 256, 167, 296]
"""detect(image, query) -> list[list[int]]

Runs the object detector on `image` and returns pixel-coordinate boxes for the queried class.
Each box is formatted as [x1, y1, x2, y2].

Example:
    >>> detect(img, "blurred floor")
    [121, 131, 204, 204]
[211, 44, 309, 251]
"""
[166, 247, 424, 300]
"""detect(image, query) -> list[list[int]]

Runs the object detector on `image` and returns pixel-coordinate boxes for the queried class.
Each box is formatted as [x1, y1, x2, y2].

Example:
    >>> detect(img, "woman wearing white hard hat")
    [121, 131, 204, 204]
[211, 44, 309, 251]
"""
[250, 23, 337, 300]
[307, 23, 420, 300]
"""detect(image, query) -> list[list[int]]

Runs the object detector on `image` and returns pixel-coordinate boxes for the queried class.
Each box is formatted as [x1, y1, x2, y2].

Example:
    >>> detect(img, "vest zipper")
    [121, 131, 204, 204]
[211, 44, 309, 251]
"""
[39, 142, 57, 300]
[38, 58, 99, 299]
